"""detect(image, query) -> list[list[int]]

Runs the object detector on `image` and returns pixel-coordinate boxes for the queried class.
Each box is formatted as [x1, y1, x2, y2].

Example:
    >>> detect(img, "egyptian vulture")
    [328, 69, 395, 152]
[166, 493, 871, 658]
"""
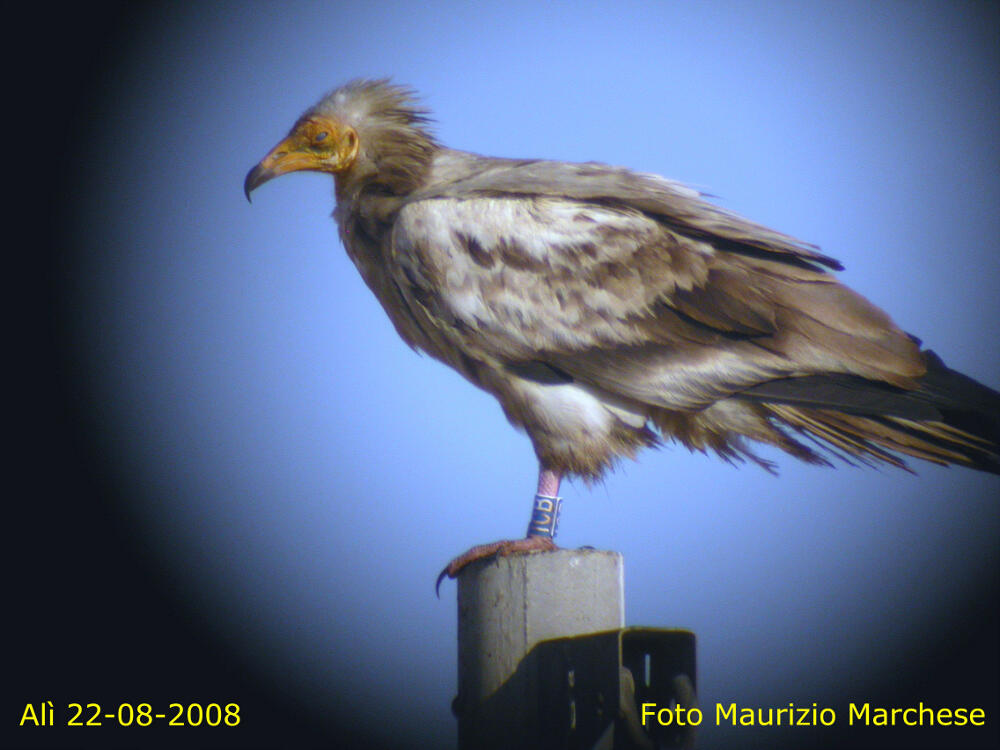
[244, 80, 999, 588]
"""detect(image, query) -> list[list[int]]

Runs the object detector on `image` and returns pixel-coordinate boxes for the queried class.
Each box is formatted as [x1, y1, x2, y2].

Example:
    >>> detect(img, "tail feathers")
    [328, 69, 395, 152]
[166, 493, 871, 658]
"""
[764, 405, 999, 474]
[914, 350, 1000, 450]
[737, 350, 1000, 474]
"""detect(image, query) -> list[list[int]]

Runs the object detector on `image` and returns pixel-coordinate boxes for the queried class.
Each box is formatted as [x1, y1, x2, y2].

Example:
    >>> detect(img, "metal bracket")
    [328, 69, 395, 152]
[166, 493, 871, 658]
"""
[534, 627, 697, 749]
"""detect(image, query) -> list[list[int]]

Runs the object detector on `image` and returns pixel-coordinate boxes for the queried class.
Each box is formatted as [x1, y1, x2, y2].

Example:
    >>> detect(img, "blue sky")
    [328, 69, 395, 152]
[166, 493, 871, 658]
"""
[68, 2, 997, 747]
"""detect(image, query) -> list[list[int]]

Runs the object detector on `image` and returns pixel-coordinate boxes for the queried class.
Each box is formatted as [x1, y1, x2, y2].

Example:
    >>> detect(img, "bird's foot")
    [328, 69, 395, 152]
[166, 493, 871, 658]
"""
[435, 536, 557, 596]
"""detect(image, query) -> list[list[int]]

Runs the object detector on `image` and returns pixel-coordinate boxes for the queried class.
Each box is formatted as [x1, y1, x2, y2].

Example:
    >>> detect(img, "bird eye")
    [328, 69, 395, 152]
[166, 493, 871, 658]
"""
[315, 131, 328, 142]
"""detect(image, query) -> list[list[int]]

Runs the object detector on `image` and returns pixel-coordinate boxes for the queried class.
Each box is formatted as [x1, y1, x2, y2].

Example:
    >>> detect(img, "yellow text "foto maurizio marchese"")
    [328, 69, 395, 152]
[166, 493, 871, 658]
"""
[641, 701, 987, 728]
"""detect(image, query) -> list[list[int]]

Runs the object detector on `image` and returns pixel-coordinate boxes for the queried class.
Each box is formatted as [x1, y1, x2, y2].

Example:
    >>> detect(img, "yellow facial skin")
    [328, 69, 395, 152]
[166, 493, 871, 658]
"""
[244, 116, 359, 200]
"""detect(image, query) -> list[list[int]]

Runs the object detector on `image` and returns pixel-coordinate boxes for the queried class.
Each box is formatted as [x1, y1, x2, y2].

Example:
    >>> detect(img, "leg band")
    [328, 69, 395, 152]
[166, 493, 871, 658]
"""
[526, 493, 563, 539]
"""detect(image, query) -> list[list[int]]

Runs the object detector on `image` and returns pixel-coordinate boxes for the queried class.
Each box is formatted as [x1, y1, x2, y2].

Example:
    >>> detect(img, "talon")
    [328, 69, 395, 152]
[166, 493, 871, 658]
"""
[435, 567, 450, 598]
[434, 536, 558, 597]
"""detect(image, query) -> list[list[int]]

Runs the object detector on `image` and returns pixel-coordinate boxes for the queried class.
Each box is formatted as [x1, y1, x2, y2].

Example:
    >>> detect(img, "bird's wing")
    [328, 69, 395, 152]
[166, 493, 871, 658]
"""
[389, 160, 923, 412]
[406, 153, 844, 270]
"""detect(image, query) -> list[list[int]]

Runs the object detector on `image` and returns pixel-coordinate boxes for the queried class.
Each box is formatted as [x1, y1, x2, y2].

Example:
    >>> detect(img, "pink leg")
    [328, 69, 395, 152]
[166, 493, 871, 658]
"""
[435, 466, 563, 595]
[537, 467, 561, 498]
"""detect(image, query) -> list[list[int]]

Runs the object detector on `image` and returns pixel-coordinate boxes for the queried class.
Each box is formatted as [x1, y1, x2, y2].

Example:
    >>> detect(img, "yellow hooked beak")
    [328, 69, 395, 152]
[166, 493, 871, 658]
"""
[244, 116, 359, 201]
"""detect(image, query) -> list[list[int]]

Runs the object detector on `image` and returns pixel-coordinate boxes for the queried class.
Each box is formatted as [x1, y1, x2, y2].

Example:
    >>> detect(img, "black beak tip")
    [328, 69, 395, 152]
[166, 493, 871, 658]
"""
[244, 164, 269, 203]
[243, 167, 256, 203]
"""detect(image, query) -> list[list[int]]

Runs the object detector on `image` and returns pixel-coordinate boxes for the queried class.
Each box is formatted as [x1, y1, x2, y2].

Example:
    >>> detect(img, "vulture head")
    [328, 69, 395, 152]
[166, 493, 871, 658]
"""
[245, 79, 437, 201]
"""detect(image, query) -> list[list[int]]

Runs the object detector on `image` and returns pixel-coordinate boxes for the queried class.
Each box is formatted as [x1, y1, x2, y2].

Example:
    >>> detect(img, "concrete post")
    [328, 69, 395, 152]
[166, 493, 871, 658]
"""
[456, 548, 624, 749]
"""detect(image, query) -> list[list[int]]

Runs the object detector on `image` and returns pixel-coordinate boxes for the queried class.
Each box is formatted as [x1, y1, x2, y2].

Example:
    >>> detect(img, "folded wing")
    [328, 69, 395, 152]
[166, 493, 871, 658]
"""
[385, 154, 998, 474]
